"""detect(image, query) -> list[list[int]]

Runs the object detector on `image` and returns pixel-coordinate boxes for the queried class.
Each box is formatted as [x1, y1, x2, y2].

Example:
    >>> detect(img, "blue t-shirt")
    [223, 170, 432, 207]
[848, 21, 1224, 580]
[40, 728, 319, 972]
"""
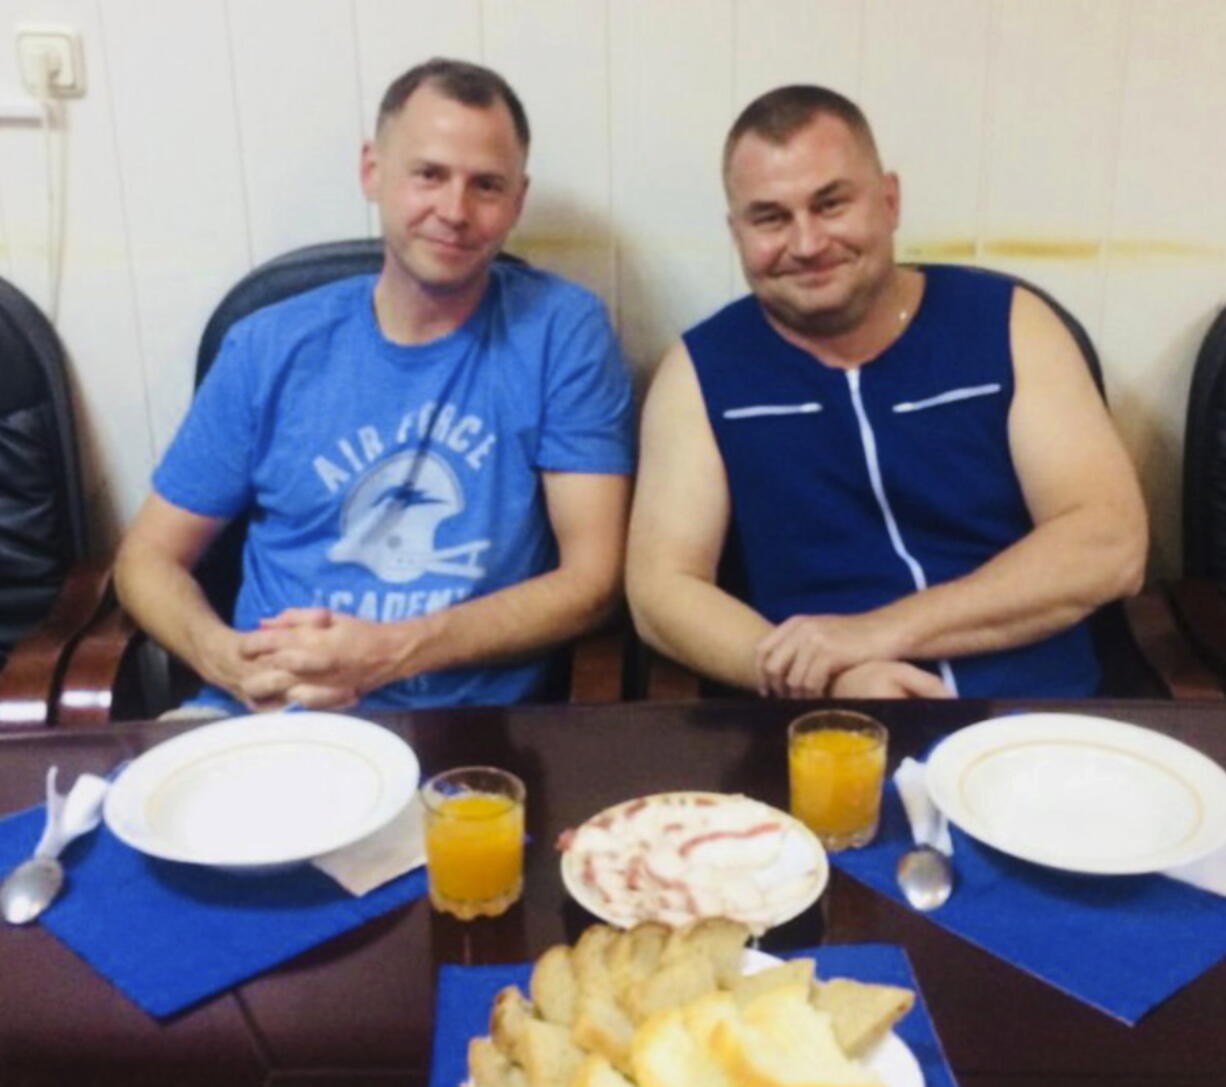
[154, 261, 634, 709]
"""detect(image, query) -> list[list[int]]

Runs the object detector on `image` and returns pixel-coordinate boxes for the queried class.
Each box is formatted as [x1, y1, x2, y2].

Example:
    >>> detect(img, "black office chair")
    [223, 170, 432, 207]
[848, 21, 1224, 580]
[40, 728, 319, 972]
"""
[1155, 306, 1226, 682]
[0, 277, 116, 727]
[93, 239, 625, 716]
[634, 264, 1217, 700]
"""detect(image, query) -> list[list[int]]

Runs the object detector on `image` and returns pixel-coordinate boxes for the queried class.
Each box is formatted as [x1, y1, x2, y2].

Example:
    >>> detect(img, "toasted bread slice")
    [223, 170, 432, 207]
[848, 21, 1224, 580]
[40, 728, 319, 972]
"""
[572, 924, 620, 989]
[490, 986, 535, 1065]
[681, 918, 751, 988]
[626, 948, 718, 1024]
[468, 1035, 528, 1087]
[571, 982, 636, 1076]
[812, 977, 916, 1058]
[731, 958, 815, 1007]
[633, 1006, 734, 1087]
[711, 982, 882, 1087]
[531, 945, 579, 1027]
[520, 1017, 586, 1087]
[608, 921, 670, 1006]
[569, 1053, 636, 1087]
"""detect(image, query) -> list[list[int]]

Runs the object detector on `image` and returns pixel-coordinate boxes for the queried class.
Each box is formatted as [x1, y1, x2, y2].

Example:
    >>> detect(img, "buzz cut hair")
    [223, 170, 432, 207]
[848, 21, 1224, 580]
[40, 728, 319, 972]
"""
[722, 84, 880, 177]
[376, 57, 530, 152]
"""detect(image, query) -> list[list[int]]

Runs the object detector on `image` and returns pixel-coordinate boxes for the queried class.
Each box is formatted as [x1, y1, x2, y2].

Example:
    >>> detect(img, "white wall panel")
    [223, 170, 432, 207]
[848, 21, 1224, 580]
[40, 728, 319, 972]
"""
[862, 0, 989, 263]
[1098, 0, 1226, 574]
[976, 0, 1128, 331]
[100, 0, 250, 458]
[0, 0, 149, 547]
[353, 0, 481, 141]
[227, 0, 367, 262]
[610, 0, 735, 375]
[486, 0, 614, 302]
[732, 0, 862, 107]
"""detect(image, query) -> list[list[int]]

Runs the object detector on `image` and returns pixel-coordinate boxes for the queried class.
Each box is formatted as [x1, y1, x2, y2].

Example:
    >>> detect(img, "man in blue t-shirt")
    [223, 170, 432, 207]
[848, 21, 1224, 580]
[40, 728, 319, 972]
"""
[115, 59, 633, 713]
[626, 84, 1147, 699]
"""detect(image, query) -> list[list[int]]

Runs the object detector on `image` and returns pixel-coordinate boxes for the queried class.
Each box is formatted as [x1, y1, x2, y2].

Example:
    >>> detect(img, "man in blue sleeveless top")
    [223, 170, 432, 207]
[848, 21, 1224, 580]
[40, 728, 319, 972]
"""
[115, 59, 633, 713]
[627, 85, 1146, 699]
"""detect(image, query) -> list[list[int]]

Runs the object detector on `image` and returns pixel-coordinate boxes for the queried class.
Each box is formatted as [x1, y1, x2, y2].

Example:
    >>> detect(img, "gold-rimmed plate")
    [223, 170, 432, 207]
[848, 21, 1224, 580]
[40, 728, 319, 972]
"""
[926, 713, 1226, 874]
[105, 712, 419, 869]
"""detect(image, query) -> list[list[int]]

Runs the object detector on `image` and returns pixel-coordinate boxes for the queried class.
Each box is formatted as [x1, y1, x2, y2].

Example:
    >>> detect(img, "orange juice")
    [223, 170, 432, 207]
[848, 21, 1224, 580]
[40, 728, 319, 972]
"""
[422, 768, 525, 919]
[788, 716, 887, 850]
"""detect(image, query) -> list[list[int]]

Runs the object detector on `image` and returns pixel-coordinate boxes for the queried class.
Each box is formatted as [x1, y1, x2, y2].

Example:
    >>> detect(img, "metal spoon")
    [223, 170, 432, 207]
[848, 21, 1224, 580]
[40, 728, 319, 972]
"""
[0, 767, 109, 926]
[0, 857, 65, 925]
[896, 845, 954, 911]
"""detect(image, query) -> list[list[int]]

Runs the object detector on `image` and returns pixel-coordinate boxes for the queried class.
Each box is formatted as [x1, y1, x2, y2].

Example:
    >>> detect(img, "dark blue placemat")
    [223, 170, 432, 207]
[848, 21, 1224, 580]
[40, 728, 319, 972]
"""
[0, 803, 427, 1018]
[831, 782, 1226, 1025]
[429, 943, 957, 1087]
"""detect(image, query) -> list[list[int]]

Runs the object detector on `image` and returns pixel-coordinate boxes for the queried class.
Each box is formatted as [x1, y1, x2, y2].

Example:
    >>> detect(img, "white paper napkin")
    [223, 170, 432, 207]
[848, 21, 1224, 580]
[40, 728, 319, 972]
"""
[34, 767, 109, 859]
[893, 757, 953, 855]
[1164, 845, 1226, 897]
[312, 793, 425, 896]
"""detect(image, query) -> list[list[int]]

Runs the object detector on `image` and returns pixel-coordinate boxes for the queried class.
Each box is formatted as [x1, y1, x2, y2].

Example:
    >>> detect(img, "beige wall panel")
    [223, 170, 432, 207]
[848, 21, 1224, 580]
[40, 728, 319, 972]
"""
[228, 0, 367, 263]
[731, 0, 862, 107]
[486, 0, 615, 302]
[861, 0, 989, 262]
[353, 0, 481, 139]
[610, 0, 735, 376]
[0, 0, 150, 547]
[353, 0, 481, 236]
[1098, 0, 1226, 577]
[101, 0, 250, 460]
[980, 0, 1126, 255]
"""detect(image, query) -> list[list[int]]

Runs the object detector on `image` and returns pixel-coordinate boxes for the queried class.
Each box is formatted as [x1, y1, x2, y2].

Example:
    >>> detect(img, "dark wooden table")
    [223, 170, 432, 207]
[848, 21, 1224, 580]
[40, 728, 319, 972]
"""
[1, 698, 1223, 1087]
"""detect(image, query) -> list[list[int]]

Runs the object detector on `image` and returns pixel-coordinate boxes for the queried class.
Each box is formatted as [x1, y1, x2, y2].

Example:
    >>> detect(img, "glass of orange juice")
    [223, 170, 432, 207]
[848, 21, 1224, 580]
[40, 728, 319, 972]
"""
[788, 710, 887, 851]
[421, 766, 525, 919]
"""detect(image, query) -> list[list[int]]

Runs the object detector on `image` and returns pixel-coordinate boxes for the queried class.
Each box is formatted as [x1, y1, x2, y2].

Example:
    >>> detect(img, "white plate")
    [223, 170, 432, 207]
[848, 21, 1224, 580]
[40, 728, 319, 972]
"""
[104, 711, 419, 869]
[743, 949, 923, 1087]
[560, 791, 828, 933]
[926, 712, 1226, 875]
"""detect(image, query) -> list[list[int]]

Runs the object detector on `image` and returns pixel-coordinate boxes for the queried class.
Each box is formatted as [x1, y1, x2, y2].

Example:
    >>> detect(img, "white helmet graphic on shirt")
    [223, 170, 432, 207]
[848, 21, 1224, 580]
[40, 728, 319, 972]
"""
[327, 448, 490, 583]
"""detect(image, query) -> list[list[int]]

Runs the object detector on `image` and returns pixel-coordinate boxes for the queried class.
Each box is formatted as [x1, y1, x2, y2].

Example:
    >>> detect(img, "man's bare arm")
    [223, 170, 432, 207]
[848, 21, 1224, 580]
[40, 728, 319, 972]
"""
[239, 472, 631, 705]
[113, 494, 350, 708]
[758, 286, 1148, 695]
[626, 342, 773, 692]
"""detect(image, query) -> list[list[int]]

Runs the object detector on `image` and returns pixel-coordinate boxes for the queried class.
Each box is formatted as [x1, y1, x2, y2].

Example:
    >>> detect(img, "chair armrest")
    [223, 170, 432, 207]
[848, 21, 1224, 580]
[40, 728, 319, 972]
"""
[55, 598, 144, 727]
[0, 561, 114, 728]
[1123, 585, 1225, 700]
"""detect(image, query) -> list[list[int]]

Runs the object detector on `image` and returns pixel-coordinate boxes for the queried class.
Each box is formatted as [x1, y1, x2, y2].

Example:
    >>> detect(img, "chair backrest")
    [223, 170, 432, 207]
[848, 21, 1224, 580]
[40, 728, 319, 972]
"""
[0, 277, 87, 662]
[190, 239, 385, 618]
[1181, 307, 1226, 584]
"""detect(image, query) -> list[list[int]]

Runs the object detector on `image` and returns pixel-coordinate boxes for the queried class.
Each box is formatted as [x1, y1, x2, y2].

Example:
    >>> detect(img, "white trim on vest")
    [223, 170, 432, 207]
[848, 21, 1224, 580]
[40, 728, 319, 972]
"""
[723, 402, 822, 419]
[846, 368, 959, 695]
[892, 383, 1002, 414]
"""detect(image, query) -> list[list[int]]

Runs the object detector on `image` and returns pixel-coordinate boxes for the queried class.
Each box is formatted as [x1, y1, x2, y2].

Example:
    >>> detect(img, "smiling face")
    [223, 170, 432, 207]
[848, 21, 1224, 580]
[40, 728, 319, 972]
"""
[725, 113, 900, 338]
[361, 82, 528, 301]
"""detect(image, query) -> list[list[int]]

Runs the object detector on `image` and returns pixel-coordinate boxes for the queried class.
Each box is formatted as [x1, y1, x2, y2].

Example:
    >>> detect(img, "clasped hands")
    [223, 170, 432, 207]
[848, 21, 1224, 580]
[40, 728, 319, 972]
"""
[754, 613, 953, 700]
[222, 607, 409, 711]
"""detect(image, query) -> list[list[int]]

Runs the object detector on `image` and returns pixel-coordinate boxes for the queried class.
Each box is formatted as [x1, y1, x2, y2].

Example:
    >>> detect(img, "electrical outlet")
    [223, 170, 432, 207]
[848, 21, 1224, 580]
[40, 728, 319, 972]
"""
[15, 24, 86, 97]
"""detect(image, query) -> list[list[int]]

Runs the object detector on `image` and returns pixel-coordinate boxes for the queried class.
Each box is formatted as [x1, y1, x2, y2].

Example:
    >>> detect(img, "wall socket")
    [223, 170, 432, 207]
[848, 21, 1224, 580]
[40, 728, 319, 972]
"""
[16, 24, 86, 97]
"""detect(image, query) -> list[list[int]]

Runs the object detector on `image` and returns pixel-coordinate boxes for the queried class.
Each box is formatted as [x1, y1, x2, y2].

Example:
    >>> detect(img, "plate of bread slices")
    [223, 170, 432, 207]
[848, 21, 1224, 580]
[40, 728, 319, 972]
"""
[557, 792, 828, 934]
[465, 918, 921, 1087]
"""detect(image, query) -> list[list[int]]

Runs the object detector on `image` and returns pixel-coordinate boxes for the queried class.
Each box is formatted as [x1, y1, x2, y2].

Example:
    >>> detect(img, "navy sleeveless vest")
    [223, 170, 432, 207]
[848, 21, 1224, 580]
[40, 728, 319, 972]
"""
[684, 264, 1099, 698]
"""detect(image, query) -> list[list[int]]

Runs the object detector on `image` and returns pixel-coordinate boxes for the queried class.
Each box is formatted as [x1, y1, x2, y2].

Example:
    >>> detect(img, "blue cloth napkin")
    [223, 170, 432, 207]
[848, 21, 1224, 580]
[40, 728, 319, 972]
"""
[429, 943, 956, 1087]
[832, 782, 1226, 1024]
[0, 802, 427, 1018]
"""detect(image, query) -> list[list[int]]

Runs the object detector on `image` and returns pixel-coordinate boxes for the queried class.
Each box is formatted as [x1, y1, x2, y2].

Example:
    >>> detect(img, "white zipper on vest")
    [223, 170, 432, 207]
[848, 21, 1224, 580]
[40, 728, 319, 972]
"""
[846, 368, 958, 695]
[723, 401, 822, 419]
